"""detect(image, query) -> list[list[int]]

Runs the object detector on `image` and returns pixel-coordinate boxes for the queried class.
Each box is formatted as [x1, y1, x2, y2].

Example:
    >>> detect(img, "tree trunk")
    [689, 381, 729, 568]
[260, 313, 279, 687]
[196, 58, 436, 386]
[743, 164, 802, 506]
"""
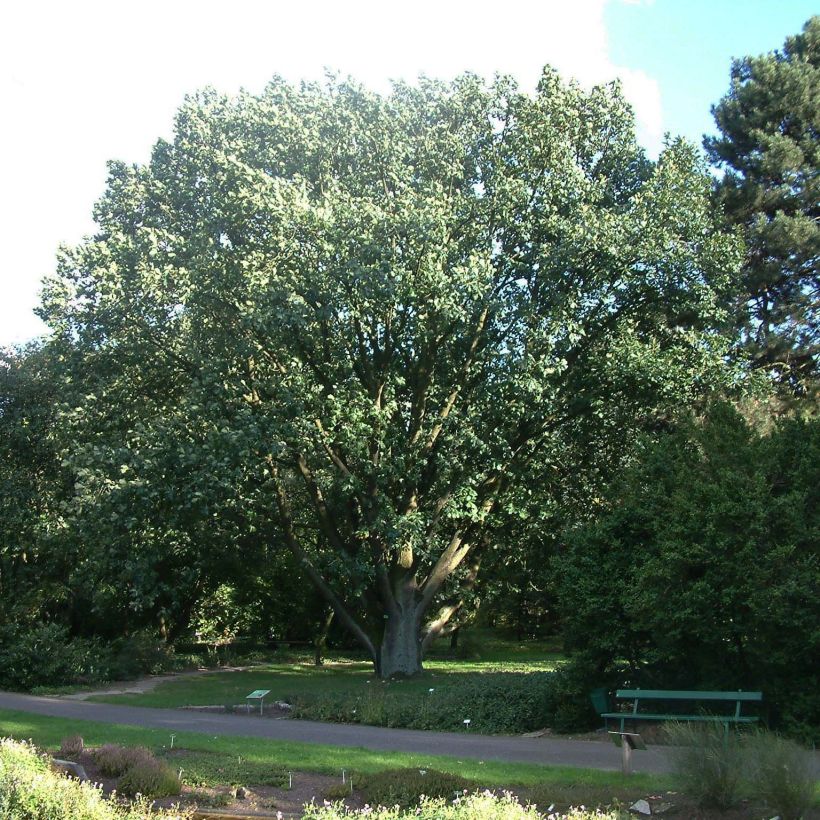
[314, 608, 334, 666]
[378, 607, 423, 677]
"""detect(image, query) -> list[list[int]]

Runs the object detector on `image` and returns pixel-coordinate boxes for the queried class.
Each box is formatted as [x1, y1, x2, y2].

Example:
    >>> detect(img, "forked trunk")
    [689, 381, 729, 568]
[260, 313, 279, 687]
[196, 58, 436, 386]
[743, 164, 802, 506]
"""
[378, 608, 423, 677]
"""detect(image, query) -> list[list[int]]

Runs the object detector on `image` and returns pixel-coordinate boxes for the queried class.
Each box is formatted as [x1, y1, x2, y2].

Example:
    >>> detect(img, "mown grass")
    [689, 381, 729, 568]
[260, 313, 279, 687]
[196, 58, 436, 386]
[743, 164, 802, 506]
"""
[0, 707, 663, 793]
[89, 638, 565, 710]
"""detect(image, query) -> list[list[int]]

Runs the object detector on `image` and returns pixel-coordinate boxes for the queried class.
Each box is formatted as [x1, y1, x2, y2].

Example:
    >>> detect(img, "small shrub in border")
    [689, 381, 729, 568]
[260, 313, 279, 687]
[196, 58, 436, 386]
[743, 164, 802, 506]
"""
[93, 744, 154, 777]
[58, 734, 85, 758]
[117, 757, 182, 799]
[665, 722, 745, 810]
[324, 782, 355, 800]
[744, 730, 816, 820]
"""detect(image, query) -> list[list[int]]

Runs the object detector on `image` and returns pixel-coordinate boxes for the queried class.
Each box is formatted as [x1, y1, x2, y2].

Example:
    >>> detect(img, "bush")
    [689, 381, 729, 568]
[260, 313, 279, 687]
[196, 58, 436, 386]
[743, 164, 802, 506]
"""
[665, 722, 745, 809]
[93, 744, 154, 778]
[58, 734, 85, 759]
[0, 623, 113, 690]
[107, 632, 177, 680]
[0, 624, 186, 692]
[0, 737, 188, 819]
[117, 758, 182, 798]
[289, 671, 557, 734]
[302, 791, 619, 818]
[745, 731, 817, 820]
[324, 783, 355, 800]
[359, 768, 476, 809]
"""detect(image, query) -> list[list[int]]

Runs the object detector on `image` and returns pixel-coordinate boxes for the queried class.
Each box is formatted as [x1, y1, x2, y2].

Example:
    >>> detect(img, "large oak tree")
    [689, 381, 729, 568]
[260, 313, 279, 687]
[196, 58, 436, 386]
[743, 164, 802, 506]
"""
[41, 70, 739, 676]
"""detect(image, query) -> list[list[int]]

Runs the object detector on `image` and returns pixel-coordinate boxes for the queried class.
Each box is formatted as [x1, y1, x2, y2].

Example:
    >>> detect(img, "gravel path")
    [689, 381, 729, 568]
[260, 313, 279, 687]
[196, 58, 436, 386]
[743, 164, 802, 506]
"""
[0, 689, 675, 773]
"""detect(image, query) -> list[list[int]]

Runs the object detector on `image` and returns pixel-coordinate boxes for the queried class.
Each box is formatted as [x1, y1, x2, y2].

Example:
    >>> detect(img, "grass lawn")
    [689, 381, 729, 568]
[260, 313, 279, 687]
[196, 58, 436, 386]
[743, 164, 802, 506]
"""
[0, 706, 664, 797]
[90, 638, 566, 710]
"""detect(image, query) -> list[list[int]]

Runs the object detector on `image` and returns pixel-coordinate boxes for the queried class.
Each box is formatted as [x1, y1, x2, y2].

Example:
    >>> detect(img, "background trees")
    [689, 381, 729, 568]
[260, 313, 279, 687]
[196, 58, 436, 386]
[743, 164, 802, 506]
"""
[706, 16, 819, 398]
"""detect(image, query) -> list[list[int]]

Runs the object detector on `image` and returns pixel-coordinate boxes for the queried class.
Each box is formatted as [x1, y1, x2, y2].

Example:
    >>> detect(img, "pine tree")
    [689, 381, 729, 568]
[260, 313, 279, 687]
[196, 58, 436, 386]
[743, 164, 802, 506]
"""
[706, 17, 819, 398]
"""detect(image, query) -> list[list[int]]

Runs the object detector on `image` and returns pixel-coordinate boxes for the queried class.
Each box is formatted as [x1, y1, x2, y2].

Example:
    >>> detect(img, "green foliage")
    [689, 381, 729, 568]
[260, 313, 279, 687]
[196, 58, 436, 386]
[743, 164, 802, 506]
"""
[665, 723, 745, 809]
[288, 671, 556, 734]
[105, 633, 178, 680]
[359, 768, 476, 809]
[745, 731, 817, 820]
[556, 404, 820, 739]
[303, 792, 619, 819]
[0, 623, 109, 691]
[0, 624, 186, 692]
[706, 17, 820, 396]
[35, 66, 740, 676]
[117, 757, 182, 799]
[0, 738, 188, 819]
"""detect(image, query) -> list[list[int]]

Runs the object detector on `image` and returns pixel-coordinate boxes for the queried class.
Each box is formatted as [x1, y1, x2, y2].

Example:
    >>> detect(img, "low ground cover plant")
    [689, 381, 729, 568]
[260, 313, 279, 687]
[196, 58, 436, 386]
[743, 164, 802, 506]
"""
[156, 749, 287, 788]
[357, 768, 477, 809]
[58, 733, 85, 758]
[303, 792, 621, 819]
[0, 737, 187, 819]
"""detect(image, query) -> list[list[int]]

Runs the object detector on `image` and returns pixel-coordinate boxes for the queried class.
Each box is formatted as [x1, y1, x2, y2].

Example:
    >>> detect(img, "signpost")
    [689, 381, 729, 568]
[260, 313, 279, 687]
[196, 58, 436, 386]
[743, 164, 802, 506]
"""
[608, 731, 646, 774]
[245, 689, 271, 715]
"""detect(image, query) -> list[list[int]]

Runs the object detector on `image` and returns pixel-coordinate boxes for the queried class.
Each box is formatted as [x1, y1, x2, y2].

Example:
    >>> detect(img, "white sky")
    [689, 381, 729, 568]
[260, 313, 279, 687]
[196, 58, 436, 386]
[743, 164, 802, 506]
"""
[0, 0, 662, 347]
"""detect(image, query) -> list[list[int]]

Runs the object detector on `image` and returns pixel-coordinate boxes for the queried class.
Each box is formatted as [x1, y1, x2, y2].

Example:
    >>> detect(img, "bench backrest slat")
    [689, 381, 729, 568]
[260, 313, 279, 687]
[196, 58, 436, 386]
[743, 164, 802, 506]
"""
[616, 689, 762, 701]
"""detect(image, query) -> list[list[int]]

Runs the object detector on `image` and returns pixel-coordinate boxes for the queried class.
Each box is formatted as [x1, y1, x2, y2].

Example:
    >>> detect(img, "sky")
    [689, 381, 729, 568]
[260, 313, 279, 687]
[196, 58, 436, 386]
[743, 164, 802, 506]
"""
[0, 0, 816, 347]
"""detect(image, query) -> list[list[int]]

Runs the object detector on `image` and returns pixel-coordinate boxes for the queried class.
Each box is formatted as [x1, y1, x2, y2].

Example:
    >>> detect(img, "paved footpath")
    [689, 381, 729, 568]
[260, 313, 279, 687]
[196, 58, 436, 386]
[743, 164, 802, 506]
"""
[0, 690, 674, 774]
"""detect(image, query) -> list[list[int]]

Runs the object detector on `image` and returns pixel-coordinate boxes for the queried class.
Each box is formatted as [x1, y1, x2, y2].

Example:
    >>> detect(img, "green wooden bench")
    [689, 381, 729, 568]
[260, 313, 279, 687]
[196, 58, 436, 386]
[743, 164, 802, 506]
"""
[600, 689, 763, 732]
